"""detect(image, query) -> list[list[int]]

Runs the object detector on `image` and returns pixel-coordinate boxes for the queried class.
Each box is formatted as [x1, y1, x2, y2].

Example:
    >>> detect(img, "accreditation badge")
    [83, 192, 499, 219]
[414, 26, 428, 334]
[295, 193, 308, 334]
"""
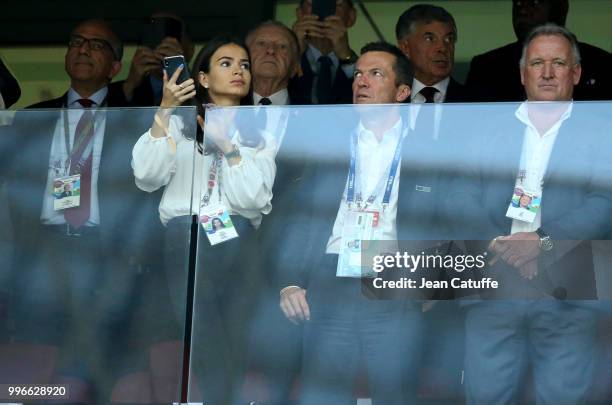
[336, 210, 380, 278]
[199, 203, 239, 246]
[505, 187, 541, 223]
[52, 174, 81, 211]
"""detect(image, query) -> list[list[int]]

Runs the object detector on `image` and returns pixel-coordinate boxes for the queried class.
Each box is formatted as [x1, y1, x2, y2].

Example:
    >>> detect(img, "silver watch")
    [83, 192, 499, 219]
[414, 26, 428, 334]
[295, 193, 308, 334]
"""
[536, 228, 553, 252]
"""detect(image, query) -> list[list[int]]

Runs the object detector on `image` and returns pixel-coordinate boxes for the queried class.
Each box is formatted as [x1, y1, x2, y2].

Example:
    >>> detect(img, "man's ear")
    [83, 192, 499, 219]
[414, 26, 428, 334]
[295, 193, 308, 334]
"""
[396, 84, 411, 103]
[346, 7, 357, 28]
[397, 38, 411, 59]
[108, 61, 122, 80]
[572, 63, 582, 86]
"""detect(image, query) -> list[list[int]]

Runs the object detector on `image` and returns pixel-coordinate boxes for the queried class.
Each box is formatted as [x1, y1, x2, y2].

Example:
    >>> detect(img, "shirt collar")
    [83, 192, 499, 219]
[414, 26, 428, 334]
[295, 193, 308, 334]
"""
[67, 86, 108, 108]
[410, 77, 450, 103]
[357, 116, 404, 145]
[515, 101, 573, 136]
[253, 88, 290, 105]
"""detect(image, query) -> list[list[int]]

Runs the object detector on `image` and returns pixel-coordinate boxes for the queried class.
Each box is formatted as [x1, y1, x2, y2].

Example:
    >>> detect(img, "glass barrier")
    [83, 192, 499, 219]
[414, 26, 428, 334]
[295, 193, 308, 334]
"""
[0, 106, 196, 405]
[1, 102, 612, 405]
[190, 102, 612, 405]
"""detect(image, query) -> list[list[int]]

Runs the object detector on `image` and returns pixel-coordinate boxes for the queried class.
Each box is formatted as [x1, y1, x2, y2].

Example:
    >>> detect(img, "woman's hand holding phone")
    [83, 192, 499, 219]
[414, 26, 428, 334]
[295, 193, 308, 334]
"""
[160, 65, 196, 108]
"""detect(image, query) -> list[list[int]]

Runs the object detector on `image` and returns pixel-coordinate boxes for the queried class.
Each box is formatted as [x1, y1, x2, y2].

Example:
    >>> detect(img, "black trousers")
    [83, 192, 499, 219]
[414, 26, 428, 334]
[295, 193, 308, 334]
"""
[165, 215, 263, 404]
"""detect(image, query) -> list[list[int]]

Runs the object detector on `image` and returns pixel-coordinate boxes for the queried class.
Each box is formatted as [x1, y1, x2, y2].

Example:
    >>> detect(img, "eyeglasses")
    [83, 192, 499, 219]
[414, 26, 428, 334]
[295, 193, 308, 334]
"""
[68, 34, 115, 57]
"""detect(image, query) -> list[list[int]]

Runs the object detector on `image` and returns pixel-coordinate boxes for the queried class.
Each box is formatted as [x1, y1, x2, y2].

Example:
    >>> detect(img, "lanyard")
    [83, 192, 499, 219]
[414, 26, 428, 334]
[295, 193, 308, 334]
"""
[347, 126, 404, 210]
[201, 152, 223, 206]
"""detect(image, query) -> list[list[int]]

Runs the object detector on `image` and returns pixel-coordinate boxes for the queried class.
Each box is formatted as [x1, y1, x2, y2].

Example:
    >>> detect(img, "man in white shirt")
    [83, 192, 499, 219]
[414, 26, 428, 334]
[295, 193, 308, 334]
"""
[449, 24, 611, 404]
[278, 42, 439, 404]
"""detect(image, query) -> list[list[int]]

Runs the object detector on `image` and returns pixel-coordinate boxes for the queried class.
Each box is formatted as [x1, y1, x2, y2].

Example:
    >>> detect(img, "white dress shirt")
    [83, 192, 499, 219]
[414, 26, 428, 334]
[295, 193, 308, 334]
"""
[254, 89, 290, 106]
[41, 87, 108, 225]
[326, 118, 405, 254]
[132, 114, 276, 227]
[510, 102, 573, 234]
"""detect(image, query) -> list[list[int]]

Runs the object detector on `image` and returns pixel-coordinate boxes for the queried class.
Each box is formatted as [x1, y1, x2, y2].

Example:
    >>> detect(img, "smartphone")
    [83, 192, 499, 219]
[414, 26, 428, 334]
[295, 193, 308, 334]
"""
[312, 0, 336, 20]
[141, 17, 183, 49]
[163, 55, 190, 84]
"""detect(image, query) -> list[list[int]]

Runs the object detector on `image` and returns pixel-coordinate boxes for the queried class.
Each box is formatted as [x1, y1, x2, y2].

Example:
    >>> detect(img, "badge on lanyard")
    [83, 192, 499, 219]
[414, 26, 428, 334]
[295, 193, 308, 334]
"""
[506, 186, 541, 223]
[200, 203, 239, 246]
[199, 153, 239, 245]
[52, 174, 81, 210]
[337, 210, 380, 278]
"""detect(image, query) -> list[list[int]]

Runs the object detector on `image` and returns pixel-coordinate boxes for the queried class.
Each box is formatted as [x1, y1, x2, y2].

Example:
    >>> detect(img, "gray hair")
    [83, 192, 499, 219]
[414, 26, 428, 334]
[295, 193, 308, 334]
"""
[519, 23, 580, 67]
[245, 20, 300, 64]
[395, 4, 457, 42]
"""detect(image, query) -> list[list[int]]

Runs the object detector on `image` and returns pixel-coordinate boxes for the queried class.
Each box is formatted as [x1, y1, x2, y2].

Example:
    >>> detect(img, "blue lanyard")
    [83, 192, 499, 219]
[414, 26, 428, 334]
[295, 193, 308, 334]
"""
[347, 127, 404, 209]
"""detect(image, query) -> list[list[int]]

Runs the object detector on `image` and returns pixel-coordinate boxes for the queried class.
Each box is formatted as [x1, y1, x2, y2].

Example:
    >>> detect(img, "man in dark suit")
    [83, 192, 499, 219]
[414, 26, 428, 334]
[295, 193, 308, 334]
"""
[396, 4, 471, 103]
[466, 0, 612, 101]
[288, 0, 357, 104]
[450, 24, 611, 404]
[110, 12, 194, 107]
[5, 19, 160, 404]
[278, 41, 453, 404]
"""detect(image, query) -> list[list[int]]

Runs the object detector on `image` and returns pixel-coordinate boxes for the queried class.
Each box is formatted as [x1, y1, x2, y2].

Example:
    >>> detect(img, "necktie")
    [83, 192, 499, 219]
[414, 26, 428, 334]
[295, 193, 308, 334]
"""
[316, 55, 333, 104]
[259, 97, 272, 105]
[415, 88, 439, 138]
[420, 86, 439, 103]
[65, 98, 94, 229]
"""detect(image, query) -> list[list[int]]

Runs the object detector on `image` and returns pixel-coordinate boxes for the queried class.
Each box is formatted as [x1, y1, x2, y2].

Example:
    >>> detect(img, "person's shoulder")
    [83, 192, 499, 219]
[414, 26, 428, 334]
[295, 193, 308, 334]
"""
[578, 41, 612, 58]
[445, 77, 472, 103]
[25, 95, 66, 109]
[471, 42, 520, 63]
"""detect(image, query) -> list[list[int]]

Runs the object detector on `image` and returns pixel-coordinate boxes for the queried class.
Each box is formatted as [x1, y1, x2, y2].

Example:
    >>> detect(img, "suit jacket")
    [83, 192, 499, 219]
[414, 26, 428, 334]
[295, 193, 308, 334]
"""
[7, 92, 161, 263]
[445, 77, 472, 103]
[108, 79, 158, 107]
[466, 41, 612, 102]
[447, 103, 612, 300]
[287, 53, 353, 105]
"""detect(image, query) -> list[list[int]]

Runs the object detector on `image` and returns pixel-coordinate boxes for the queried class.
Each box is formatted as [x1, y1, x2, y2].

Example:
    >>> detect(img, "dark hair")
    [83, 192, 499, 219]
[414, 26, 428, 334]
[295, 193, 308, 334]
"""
[190, 36, 259, 153]
[395, 4, 457, 42]
[519, 23, 580, 67]
[548, 0, 569, 27]
[360, 41, 413, 87]
[512, 0, 569, 27]
[245, 20, 300, 65]
[72, 18, 123, 61]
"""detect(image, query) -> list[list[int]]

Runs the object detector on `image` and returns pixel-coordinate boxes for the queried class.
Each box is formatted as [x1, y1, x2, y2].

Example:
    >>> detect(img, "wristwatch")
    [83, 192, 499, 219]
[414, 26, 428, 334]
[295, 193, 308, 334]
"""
[535, 228, 553, 252]
[224, 144, 241, 160]
[339, 50, 357, 65]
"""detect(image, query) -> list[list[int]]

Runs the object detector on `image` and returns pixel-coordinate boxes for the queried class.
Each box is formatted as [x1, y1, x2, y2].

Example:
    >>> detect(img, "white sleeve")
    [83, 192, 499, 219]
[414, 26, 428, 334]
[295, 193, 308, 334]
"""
[131, 115, 185, 192]
[222, 137, 277, 212]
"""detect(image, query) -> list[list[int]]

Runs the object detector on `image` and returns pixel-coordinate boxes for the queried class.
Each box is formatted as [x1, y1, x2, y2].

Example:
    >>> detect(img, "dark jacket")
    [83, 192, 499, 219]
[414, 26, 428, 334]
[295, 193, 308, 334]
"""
[466, 41, 612, 102]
